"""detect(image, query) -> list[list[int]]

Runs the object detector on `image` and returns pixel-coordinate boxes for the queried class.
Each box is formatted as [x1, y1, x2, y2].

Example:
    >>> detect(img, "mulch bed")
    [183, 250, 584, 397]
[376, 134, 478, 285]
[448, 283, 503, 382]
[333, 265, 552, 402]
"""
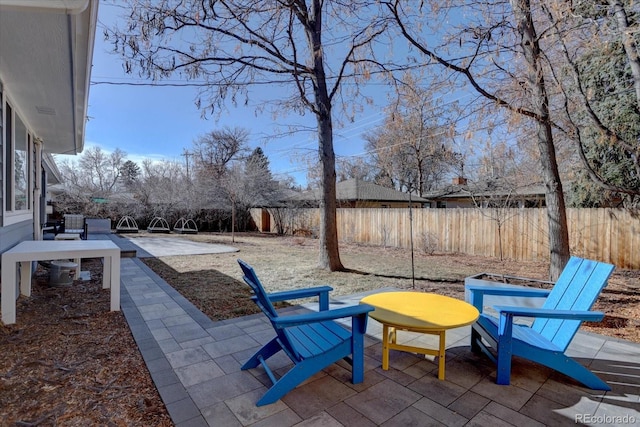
[0, 259, 172, 426]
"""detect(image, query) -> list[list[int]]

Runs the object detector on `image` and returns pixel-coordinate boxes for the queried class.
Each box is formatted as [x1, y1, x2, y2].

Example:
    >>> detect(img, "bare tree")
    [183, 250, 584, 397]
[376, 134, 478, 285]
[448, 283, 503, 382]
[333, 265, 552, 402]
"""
[471, 185, 522, 261]
[137, 159, 188, 225]
[221, 147, 282, 241]
[56, 146, 128, 216]
[190, 126, 250, 213]
[107, 1, 389, 271]
[192, 127, 249, 180]
[384, 0, 572, 278]
[336, 157, 376, 182]
[364, 73, 457, 196]
[66, 146, 127, 195]
[477, 136, 540, 189]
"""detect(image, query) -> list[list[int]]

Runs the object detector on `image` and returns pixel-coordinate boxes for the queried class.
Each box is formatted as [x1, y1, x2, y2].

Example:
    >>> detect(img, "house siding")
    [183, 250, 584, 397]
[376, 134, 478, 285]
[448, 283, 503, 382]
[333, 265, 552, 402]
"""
[0, 219, 32, 254]
[0, 80, 3, 227]
[0, 219, 32, 304]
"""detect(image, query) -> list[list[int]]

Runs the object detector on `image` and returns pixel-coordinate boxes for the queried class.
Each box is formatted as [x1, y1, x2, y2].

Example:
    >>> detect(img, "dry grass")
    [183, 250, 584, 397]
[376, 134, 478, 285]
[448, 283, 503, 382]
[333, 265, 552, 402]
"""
[137, 232, 549, 294]
[133, 232, 639, 343]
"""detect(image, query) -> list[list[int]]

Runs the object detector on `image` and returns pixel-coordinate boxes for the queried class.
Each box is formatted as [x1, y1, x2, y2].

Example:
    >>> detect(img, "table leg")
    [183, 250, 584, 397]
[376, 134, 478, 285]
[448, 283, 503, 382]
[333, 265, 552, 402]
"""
[382, 324, 390, 370]
[74, 258, 81, 279]
[437, 330, 446, 380]
[19, 261, 32, 297]
[102, 256, 110, 289]
[1, 260, 17, 324]
[109, 254, 121, 312]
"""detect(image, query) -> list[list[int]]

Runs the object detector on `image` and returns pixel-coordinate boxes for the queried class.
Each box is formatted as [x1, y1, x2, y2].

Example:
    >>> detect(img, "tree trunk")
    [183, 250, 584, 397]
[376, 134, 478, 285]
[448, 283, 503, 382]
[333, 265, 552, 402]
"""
[511, 0, 570, 279]
[307, 0, 344, 271]
[317, 112, 344, 271]
[231, 202, 235, 243]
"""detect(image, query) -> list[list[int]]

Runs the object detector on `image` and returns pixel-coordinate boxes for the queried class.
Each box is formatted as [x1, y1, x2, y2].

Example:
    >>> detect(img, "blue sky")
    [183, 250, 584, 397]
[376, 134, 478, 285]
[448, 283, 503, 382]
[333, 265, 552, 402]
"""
[83, 1, 392, 187]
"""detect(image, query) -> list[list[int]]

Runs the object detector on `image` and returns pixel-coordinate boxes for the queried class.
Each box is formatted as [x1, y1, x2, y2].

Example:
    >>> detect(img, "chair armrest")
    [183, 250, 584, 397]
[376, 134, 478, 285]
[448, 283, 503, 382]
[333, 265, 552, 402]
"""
[495, 306, 605, 339]
[493, 306, 605, 322]
[265, 286, 333, 302]
[266, 286, 334, 310]
[466, 284, 551, 298]
[466, 284, 551, 310]
[273, 304, 375, 328]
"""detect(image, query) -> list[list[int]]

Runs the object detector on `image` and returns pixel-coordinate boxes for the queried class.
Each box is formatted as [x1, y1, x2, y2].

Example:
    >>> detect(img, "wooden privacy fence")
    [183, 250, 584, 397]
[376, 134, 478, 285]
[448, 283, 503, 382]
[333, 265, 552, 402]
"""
[252, 208, 639, 269]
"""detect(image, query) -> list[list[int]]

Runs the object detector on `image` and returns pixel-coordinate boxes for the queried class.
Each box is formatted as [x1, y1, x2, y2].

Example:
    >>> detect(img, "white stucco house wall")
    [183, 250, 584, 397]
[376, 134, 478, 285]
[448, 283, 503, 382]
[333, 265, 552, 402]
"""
[0, 1, 98, 257]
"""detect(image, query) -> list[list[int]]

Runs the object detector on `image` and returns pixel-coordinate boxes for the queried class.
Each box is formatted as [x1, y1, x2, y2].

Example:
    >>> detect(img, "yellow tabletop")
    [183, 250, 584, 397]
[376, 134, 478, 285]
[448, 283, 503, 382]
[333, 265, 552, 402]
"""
[361, 291, 479, 332]
[360, 291, 479, 379]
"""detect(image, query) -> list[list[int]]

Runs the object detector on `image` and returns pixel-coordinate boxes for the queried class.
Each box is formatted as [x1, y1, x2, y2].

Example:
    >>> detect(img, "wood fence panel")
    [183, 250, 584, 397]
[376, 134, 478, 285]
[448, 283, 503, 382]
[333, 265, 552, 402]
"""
[610, 210, 622, 268]
[599, 209, 610, 262]
[253, 207, 639, 269]
[631, 211, 640, 268]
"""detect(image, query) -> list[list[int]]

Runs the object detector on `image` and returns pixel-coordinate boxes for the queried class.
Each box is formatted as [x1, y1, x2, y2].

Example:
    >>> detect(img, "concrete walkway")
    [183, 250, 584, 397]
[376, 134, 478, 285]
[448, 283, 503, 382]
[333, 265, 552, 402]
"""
[106, 235, 640, 426]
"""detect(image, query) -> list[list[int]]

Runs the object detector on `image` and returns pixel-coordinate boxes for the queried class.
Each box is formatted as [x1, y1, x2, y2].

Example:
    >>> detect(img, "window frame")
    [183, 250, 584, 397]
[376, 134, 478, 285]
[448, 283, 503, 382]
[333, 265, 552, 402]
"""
[3, 98, 33, 225]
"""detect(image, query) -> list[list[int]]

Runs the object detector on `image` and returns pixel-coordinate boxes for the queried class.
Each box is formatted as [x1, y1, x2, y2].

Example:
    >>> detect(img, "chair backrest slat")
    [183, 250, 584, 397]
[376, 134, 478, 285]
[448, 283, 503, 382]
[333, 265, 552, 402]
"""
[64, 214, 85, 229]
[238, 259, 278, 319]
[237, 259, 301, 361]
[533, 257, 615, 351]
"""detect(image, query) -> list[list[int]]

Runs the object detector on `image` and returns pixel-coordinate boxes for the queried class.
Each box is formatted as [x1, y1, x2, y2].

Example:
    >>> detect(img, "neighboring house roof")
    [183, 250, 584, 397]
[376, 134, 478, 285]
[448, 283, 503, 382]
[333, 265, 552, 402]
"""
[424, 180, 546, 200]
[290, 179, 429, 203]
[0, 0, 98, 155]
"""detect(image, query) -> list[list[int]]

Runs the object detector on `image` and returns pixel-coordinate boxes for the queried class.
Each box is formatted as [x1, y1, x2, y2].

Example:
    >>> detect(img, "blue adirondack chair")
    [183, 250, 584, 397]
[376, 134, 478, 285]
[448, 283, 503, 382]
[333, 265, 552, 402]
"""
[466, 256, 615, 390]
[237, 259, 375, 406]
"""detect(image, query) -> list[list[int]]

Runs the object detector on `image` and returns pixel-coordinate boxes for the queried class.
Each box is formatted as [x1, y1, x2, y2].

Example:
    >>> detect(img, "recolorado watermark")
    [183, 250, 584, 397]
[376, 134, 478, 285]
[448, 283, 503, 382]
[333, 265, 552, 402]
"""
[575, 414, 636, 425]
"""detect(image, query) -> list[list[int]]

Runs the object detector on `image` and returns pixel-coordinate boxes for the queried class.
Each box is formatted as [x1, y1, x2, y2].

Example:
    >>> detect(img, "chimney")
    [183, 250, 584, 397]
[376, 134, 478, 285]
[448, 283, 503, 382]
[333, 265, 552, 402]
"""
[452, 176, 467, 186]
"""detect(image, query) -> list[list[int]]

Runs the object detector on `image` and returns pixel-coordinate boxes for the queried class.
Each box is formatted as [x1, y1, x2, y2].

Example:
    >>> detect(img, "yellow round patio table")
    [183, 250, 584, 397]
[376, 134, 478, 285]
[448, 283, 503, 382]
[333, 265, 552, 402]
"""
[360, 291, 479, 380]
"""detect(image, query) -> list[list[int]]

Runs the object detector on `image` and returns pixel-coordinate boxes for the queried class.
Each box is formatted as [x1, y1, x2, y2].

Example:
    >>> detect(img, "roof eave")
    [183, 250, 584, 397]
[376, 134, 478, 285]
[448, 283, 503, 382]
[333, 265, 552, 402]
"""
[0, 0, 98, 155]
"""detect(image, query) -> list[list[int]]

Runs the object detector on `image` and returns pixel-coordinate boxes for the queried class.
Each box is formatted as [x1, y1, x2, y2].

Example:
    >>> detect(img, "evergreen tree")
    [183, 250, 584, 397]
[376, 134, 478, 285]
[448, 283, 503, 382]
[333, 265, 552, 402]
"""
[568, 41, 640, 207]
[120, 160, 141, 189]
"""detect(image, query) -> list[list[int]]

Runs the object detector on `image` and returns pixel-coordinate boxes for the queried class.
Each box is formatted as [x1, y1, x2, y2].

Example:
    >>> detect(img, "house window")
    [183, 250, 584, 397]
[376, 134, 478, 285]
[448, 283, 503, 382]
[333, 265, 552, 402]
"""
[4, 101, 31, 214]
[4, 103, 11, 211]
[14, 115, 29, 210]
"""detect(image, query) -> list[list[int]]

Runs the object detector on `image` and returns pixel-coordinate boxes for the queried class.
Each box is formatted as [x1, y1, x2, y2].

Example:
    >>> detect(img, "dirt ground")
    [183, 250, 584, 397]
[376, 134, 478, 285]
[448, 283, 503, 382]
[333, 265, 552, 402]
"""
[1, 233, 638, 425]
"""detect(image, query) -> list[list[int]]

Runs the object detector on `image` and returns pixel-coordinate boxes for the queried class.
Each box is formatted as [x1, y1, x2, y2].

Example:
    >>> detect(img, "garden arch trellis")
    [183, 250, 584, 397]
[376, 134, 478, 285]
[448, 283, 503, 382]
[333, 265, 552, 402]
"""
[174, 217, 198, 234]
[147, 217, 170, 233]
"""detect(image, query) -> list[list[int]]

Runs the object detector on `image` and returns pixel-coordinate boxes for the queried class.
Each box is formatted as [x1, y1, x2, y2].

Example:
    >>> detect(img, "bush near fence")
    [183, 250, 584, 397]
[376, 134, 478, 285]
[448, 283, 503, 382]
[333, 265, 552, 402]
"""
[251, 208, 639, 269]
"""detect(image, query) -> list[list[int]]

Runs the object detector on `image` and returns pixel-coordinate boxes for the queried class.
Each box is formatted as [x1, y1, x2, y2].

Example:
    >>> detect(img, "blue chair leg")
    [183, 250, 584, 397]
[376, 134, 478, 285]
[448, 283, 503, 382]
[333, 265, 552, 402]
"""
[350, 316, 367, 384]
[496, 314, 514, 385]
[256, 344, 353, 406]
[495, 350, 513, 385]
[242, 338, 282, 370]
[544, 354, 611, 391]
[257, 362, 316, 406]
[471, 326, 482, 354]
